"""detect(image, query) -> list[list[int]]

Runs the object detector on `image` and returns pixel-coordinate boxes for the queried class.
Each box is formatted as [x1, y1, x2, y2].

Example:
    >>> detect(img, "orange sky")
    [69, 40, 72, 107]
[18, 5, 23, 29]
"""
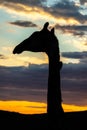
[0, 100, 87, 114]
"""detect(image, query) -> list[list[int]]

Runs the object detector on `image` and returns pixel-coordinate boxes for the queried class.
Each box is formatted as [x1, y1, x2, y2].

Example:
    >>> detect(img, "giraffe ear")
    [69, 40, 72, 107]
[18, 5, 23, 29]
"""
[51, 28, 54, 34]
[43, 22, 49, 30]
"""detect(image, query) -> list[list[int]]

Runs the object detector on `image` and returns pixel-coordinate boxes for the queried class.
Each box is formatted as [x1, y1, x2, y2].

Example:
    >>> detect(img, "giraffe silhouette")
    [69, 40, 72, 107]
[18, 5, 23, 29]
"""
[13, 22, 64, 117]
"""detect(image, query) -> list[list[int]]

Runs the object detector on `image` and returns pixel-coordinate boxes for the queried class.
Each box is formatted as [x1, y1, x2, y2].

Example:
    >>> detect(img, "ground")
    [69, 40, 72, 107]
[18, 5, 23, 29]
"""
[0, 110, 87, 130]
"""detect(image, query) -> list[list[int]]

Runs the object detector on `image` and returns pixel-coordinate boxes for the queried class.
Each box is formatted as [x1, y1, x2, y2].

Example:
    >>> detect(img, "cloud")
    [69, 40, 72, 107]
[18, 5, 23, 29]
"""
[80, 0, 87, 5]
[61, 62, 87, 105]
[0, 1, 40, 14]
[0, 64, 48, 102]
[42, 1, 86, 24]
[55, 24, 87, 36]
[44, 1, 87, 24]
[0, 100, 46, 114]
[62, 51, 87, 59]
[9, 20, 37, 27]
[0, 62, 87, 106]
[0, 0, 45, 7]
[61, 51, 87, 64]
[0, 0, 87, 25]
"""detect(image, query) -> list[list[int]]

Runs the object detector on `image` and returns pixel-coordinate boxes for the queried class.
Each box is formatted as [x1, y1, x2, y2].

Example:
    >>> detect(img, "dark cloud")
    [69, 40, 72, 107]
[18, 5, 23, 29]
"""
[0, 0, 46, 17]
[0, 0, 46, 7]
[61, 62, 87, 105]
[80, 0, 87, 5]
[62, 51, 87, 59]
[0, 64, 48, 102]
[0, 62, 87, 105]
[61, 63, 87, 81]
[62, 51, 87, 65]
[55, 24, 87, 36]
[0, 64, 48, 90]
[1, 0, 87, 24]
[44, 1, 87, 24]
[9, 20, 37, 27]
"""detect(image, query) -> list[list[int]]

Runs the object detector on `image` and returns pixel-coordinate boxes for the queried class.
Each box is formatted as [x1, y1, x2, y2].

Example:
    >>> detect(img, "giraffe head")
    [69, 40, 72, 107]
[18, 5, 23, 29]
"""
[13, 22, 59, 56]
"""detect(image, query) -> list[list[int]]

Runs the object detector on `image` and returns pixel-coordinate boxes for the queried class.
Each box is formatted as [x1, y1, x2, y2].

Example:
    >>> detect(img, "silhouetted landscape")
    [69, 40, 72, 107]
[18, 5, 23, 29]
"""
[0, 110, 87, 129]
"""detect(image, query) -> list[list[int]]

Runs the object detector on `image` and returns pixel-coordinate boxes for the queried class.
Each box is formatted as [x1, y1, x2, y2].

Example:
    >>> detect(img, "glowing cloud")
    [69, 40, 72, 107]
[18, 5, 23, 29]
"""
[0, 100, 46, 114]
[0, 100, 87, 114]
[62, 104, 87, 112]
[0, 1, 82, 25]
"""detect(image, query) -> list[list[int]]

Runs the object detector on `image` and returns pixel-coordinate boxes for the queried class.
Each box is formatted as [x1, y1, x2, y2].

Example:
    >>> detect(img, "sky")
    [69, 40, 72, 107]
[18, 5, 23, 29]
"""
[0, 0, 87, 114]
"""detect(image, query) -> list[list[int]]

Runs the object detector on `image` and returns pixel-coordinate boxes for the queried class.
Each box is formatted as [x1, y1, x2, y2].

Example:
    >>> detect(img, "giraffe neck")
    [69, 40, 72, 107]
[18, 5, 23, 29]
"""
[48, 52, 60, 74]
[48, 53, 60, 88]
[47, 53, 62, 115]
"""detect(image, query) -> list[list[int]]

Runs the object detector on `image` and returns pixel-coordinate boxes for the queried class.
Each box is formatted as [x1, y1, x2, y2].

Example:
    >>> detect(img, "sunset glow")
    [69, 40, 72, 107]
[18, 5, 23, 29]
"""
[0, 101, 87, 114]
[0, 101, 46, 114]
